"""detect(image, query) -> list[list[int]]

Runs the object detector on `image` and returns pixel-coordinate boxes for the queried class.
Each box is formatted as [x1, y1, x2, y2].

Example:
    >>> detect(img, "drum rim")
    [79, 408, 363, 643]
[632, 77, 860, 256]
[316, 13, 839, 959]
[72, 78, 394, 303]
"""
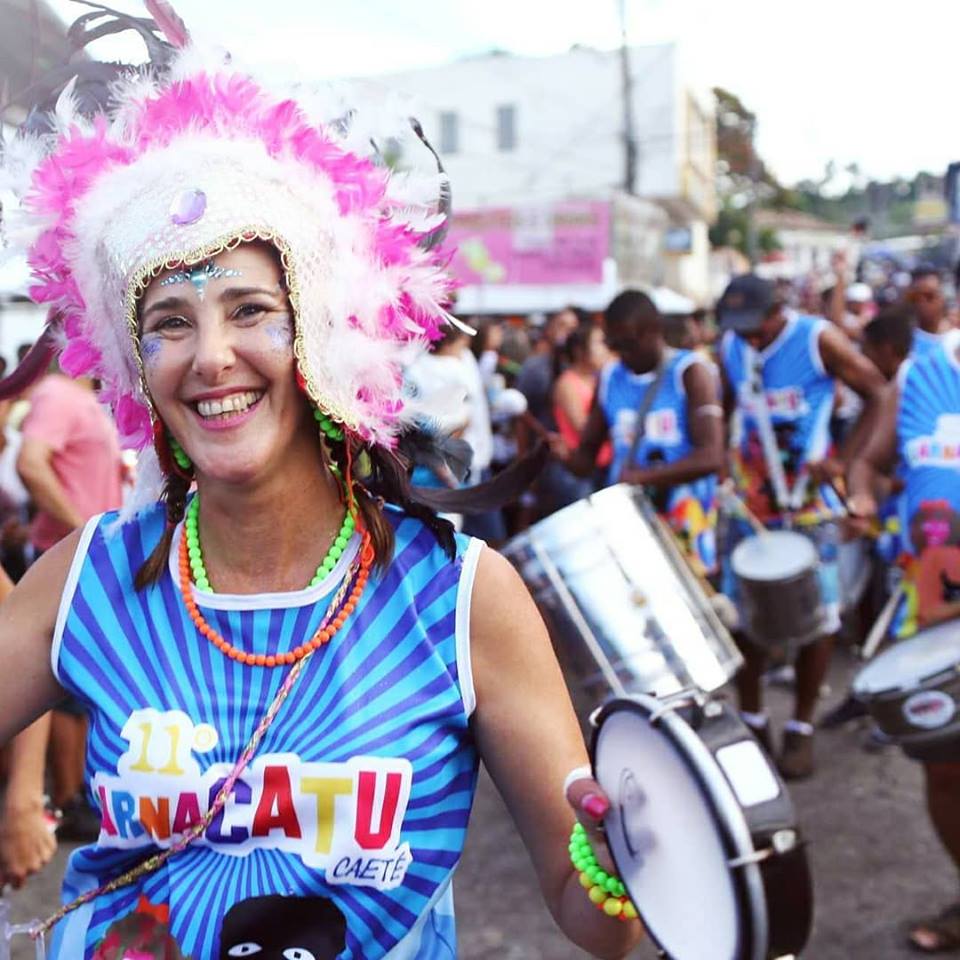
[591, 695, 768, 960]
[730, 531, 819, 582]
[853, 640, 960, 696]
[854, 663, 960, 698]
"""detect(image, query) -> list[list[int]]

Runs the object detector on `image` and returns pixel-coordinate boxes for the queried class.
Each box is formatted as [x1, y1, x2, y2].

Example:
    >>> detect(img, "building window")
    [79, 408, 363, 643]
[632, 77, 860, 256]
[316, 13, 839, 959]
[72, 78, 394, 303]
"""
[439, 111, 459, 154]
[496, 104, 516, 151]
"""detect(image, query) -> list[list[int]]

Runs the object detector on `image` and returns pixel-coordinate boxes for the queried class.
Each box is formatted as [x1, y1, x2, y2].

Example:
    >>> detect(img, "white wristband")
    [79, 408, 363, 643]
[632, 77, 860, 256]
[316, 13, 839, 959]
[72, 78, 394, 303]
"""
[563, 764, 593, 799]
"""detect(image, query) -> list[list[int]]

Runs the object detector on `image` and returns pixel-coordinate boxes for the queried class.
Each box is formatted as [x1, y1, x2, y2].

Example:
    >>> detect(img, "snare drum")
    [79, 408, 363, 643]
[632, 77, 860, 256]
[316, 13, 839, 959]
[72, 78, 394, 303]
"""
[731, 531, 825, 649]
[592, 695, 813, 960]
[503, 485, 742, 698]
[853, 621, 960, 749]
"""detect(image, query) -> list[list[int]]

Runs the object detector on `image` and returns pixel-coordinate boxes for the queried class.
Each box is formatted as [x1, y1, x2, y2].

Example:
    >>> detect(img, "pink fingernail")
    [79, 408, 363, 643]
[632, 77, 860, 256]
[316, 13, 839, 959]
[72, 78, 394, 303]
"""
[582, 793, 609, 819]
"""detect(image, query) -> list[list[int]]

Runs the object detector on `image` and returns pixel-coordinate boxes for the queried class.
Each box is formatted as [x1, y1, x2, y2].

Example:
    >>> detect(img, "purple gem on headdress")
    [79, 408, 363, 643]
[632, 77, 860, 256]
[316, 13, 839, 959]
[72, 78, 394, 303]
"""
[170, 188, 207, 226]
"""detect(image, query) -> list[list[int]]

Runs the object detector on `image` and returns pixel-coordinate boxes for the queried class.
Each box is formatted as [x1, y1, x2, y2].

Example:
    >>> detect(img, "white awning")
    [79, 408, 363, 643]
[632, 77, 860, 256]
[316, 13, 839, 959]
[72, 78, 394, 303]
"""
[454, 260, 696, 316]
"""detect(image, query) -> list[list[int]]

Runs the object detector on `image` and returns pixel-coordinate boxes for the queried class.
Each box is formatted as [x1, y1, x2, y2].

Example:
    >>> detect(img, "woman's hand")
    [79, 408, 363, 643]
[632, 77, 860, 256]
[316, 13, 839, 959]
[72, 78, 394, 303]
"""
[470, 550, 642, 958]
[0, 799, 56, 888]
[565, 768, 616, 873]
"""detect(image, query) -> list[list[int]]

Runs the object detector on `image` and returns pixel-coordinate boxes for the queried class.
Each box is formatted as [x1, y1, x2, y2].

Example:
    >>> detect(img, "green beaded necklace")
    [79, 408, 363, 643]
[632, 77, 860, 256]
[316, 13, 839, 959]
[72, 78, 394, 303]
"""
[184, 494, 356, 592]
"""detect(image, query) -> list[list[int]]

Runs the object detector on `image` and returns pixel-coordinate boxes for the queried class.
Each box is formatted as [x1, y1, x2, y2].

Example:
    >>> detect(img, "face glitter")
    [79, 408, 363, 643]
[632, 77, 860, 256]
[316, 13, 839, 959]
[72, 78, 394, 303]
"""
[158, 262, 242, 301]
[140, 333, 163, 367]
[264, 318, 293, 352]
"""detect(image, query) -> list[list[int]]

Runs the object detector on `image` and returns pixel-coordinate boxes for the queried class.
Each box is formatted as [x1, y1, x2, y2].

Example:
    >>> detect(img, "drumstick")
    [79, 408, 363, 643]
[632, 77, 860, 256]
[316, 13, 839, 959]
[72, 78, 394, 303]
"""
[719, 482, 768, 536]
[818, 475, 885, 542]
[821, 473, 868, 520]
[860, 583, 905, 661]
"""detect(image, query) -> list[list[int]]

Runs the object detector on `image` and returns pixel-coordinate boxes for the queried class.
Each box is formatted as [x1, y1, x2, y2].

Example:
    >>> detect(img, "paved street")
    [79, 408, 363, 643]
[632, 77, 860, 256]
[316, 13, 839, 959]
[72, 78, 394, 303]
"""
[3, 644, 956, 959]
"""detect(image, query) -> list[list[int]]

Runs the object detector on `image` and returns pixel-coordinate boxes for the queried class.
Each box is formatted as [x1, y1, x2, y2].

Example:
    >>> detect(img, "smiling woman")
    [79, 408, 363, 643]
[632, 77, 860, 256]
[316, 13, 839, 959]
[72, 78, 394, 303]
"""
[0, 28, 640, 960]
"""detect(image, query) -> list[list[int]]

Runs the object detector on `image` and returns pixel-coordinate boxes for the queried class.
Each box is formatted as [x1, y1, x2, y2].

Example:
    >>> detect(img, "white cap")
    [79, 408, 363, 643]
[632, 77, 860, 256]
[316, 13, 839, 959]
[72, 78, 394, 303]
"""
[846, 282, 873, 304]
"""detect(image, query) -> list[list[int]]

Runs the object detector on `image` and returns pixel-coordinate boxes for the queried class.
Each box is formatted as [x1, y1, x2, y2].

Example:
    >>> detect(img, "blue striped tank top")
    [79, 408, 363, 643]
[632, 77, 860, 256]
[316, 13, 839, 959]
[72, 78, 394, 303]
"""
[721, 312, 837, 521]
[598, 351, 719, 570]
[897, 330, 960, 554]
[50, 501, 482, 960]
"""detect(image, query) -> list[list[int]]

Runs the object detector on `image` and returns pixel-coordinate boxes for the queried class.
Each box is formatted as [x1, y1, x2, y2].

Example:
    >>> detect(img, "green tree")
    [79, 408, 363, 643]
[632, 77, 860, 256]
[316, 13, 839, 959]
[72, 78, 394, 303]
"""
[711, 87, 796, 255]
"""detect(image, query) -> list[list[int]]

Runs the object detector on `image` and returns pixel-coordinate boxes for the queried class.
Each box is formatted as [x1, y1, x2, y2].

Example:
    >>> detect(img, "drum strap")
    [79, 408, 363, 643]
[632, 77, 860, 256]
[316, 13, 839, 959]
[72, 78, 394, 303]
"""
[747, 350, 794, 513]
[618, 352, 671, 483]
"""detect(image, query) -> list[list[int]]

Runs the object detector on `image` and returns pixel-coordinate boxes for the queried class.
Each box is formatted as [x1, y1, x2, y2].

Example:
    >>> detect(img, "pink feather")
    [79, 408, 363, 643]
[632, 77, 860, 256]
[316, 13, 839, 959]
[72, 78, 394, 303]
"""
[16, 60, 458, 450]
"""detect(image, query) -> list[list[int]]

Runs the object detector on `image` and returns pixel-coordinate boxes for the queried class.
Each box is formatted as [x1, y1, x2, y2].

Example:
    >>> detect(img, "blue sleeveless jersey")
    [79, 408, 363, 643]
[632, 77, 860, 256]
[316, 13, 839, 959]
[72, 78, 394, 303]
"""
[51, 503, 482, 960]
[911, 327, 947, 361]
[721, 312, 836, 521]
[598, 351, 718, 571]
[897, 331, 960, 554]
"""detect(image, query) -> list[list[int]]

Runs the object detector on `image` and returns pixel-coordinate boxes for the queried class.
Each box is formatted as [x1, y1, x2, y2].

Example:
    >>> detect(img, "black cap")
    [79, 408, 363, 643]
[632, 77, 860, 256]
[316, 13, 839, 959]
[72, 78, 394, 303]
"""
[716, 274, 776, 332]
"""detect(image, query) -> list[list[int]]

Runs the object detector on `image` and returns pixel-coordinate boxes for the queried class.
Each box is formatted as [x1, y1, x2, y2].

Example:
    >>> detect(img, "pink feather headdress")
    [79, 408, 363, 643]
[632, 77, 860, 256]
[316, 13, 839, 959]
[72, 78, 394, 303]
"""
[1, 45, 457, 464]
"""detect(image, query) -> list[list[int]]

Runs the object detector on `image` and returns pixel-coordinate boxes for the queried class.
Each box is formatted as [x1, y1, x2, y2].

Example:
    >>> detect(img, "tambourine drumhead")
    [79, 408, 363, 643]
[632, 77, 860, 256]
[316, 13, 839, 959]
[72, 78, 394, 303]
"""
[854, 622, 960, 695]
[593, 699, 768, 960]
[731, 531, 817, 582]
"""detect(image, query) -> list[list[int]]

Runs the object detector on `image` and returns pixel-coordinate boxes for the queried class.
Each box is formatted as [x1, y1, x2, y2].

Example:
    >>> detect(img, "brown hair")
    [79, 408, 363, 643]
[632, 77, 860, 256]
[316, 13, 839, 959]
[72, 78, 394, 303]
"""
[134, 469, 192, 590]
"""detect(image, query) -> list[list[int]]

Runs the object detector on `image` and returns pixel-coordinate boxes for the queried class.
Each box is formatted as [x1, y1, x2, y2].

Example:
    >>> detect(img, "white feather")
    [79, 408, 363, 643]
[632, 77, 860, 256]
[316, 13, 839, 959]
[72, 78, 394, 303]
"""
[52, 77, 83, 135]
[108, 445, 166, 532]
[4, 44, 458, 455]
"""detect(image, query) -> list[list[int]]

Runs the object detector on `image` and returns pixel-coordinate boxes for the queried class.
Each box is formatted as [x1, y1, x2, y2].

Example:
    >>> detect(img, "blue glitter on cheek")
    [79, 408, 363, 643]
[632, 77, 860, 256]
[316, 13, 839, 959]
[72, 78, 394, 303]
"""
[264, 318, 293, 352]
[140, 334, 163, 367]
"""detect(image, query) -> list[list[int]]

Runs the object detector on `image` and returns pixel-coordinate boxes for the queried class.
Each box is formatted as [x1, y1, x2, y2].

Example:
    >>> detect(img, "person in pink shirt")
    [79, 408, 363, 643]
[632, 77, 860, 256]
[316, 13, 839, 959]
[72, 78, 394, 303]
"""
[552, 323, 612, 480]
[18, 373, 123, 552]
[3, 372, 123, 858]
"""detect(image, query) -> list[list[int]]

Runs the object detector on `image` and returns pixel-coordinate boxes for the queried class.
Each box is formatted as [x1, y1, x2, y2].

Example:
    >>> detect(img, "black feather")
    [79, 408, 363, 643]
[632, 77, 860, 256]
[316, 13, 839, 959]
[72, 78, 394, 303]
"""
[412, 443, 548, 514]
[398, 430, 473, 484]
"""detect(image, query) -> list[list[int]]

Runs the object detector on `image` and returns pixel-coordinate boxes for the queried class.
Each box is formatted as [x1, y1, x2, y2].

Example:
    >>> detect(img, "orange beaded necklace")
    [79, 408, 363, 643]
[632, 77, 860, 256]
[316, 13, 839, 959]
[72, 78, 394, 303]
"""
[177, 520, 374, 667]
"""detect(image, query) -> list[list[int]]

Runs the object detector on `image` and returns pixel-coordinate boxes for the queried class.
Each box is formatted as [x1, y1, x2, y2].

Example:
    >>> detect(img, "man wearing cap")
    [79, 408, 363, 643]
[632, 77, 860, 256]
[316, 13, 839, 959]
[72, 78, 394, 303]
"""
[717, 274, 885, 779]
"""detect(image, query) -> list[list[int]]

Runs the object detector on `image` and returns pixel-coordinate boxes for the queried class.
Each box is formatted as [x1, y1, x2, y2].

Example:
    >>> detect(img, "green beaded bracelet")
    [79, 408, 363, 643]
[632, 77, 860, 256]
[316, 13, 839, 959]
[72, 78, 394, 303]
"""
[568, 822, 638, 921]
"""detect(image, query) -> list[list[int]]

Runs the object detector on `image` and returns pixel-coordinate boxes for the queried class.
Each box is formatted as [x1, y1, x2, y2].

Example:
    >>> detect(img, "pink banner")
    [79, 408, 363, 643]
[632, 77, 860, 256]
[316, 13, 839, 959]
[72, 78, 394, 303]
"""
[448, 201, 609, 285]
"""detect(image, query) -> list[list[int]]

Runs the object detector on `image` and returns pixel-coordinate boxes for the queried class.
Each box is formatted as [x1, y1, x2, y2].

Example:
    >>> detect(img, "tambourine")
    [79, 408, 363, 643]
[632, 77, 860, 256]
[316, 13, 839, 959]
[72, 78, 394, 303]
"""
[590, 693, 813, 960]
[0, 897, 44, 960]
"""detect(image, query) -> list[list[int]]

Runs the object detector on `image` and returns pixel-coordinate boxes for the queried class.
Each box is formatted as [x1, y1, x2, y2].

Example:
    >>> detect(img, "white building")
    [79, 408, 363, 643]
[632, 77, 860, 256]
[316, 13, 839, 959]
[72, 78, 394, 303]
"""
[752, 210, 852, 281]
[373, 42, 716, 306]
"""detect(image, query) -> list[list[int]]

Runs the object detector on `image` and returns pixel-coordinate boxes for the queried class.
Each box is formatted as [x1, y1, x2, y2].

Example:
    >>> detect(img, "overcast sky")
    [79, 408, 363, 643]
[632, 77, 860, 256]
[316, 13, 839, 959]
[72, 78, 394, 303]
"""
[49, 0, 959, 187]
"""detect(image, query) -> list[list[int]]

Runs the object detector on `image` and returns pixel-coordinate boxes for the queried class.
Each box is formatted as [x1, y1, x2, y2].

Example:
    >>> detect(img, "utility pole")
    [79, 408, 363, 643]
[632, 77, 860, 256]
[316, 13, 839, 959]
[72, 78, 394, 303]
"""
[745, 115, 760, 266]
[618, 0, 638, 194]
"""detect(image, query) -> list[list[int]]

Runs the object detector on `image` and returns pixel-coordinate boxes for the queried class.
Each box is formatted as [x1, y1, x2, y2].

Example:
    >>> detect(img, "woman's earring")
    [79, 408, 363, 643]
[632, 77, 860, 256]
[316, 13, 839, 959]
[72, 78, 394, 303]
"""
[169, 436, 192, 472]
[153, 420, 193, 479]
[313, 408, 344, 442]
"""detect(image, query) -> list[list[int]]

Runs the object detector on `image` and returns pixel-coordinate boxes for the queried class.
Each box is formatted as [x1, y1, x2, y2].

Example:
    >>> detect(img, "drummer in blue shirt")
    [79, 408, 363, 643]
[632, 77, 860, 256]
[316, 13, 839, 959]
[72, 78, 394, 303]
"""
[717, 274, 885, 780]
[907, 265, 954, 359]
[556, 289, 724, 578]
[848, 326, 960, 953]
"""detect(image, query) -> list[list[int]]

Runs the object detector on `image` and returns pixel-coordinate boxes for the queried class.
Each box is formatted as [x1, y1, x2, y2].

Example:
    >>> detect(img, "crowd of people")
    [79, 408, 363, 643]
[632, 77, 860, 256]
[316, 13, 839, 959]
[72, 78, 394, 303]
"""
[386, 258, 960, 952]
[1, 225, 960, 952]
